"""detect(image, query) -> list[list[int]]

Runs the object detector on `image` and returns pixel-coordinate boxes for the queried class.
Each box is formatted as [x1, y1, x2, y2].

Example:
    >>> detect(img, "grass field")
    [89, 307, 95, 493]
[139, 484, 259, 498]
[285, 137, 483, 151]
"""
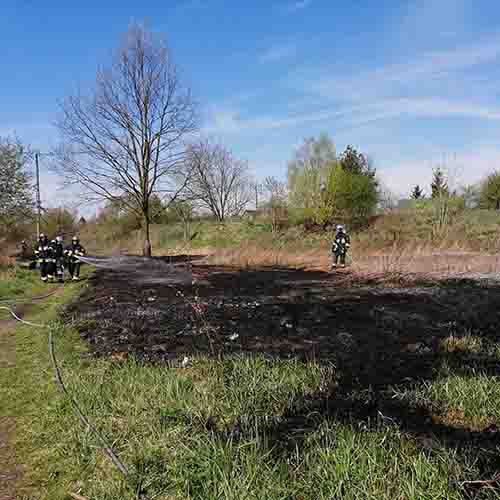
[2, 259, 499, 500]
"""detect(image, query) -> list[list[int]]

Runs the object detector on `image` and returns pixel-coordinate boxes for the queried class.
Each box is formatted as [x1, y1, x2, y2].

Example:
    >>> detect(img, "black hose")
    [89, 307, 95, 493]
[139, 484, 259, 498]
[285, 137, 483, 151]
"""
[0, 288, 62, 305]
[48, 326, 131, 478]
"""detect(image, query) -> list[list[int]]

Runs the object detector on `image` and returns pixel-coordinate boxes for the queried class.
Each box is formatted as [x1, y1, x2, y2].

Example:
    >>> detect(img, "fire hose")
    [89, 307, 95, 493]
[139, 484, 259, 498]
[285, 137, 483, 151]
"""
[0, 302, 137, 495]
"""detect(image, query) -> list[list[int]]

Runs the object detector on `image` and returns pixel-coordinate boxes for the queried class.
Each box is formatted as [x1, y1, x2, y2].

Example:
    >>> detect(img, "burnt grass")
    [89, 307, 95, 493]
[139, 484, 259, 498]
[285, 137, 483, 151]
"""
[63, 255, 500, 488]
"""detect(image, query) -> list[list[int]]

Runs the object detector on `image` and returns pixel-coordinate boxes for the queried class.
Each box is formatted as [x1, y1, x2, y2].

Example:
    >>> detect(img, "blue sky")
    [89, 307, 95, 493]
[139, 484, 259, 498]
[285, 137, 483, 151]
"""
[2, 0, 500, 209]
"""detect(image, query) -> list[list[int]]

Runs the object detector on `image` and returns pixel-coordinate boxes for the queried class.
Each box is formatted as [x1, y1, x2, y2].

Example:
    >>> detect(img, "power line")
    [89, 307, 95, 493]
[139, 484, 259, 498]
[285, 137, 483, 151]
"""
[35, 152, 41, 237]
[33, 150, 56, 237]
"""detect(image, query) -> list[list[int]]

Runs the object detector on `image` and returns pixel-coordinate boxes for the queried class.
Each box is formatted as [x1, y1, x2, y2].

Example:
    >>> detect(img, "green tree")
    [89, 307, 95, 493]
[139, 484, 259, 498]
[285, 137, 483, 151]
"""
[324, 164, 378, 226]
[411, 185, 424, 199]
[287, 133, 336, 212]
[0, 136, 34, 233]
[480, 171, 500, 210]
[287, 135, 378, 227]
[431, 167, 449, 199]
[339, 145, 377, 180]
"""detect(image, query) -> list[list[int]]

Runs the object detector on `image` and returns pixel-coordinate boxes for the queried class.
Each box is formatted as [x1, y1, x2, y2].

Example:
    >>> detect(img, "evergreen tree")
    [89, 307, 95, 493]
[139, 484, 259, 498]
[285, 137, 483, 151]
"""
[411, 185, 424, 199]
[431, 168, 449, 198]
[339, 145, 376, 180]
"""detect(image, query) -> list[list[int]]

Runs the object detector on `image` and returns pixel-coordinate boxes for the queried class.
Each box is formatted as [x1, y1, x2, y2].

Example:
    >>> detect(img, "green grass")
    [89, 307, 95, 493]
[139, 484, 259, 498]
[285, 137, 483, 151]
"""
[0, 266, 46, 301]
[3, 268, 499, 499]
[392, 373, 500, 428]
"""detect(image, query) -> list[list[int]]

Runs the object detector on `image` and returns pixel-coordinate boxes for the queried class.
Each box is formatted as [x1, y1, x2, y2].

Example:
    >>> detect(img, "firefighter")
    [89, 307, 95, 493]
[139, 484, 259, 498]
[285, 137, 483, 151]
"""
[331, 225, 351, 269]
[34, 234, 51, 282]
[52, 236, 65, 282]
[46, 239, 58, 281]
[65, 236, 86, 280]
[20, 240, 28, 260]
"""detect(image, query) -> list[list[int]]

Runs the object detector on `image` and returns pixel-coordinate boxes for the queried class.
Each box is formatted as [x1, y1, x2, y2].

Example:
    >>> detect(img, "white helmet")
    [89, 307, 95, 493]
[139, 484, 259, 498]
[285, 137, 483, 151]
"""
[56, 236, 63, 243]
[336, 225, 344, 232]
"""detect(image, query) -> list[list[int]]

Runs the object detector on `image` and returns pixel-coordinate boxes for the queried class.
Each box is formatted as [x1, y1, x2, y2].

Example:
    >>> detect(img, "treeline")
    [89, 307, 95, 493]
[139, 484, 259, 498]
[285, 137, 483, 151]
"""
[2, 128, 500, 252]
[411, 167, 500, 210]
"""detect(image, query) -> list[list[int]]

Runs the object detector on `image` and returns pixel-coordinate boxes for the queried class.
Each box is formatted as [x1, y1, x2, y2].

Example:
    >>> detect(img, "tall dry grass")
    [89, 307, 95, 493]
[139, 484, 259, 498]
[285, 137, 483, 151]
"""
[0, 255, 15, 270]
[184, 242, 500, 279]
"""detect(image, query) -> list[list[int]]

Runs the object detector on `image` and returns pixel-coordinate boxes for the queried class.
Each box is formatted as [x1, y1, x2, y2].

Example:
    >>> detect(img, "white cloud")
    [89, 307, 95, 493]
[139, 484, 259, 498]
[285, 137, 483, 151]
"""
[259, 43, 297, 63]
[379, 146, 500, 197]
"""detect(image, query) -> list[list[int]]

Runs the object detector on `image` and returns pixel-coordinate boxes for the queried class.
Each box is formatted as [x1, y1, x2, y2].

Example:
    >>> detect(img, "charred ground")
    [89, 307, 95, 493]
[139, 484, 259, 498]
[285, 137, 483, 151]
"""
[65, 256, 500, 371]
[62, 256, 500, 495]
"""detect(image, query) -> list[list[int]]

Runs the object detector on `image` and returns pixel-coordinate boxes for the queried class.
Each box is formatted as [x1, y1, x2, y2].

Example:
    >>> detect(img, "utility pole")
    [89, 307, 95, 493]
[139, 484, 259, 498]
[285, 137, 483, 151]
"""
[35, 152, 41, 237]
[254, 182, 261, 210]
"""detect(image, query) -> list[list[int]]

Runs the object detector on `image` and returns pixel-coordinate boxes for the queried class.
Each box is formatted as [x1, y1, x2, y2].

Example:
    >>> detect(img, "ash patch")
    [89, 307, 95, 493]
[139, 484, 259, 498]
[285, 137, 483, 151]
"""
[64, 260, 500, 385]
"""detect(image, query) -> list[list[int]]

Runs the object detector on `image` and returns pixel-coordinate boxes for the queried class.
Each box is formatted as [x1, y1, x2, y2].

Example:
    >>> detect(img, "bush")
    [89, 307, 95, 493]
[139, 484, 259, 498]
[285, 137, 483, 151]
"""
[480, 171, 500, 210]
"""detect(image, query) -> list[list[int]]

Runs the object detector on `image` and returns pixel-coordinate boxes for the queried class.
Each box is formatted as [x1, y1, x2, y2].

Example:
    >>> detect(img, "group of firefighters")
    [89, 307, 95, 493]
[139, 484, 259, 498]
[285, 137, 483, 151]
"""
[20, 225, 349, 278]
[21, 234, 86, 283]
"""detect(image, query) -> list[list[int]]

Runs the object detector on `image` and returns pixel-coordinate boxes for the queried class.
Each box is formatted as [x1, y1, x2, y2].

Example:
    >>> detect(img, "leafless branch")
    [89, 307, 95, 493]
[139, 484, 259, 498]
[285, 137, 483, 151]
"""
[54, 23, 197, 255]
[185, 139, 251, 221]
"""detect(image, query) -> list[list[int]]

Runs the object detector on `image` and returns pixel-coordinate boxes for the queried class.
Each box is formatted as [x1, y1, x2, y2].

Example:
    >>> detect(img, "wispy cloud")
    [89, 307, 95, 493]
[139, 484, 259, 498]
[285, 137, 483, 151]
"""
[280, 0, 312, 14]
[204, 97, 500, 137]
[307, 33, 500, 102]
[290, 0, 312, 10]
[259, 42, 297, 63]
[203, 105, 345, 135]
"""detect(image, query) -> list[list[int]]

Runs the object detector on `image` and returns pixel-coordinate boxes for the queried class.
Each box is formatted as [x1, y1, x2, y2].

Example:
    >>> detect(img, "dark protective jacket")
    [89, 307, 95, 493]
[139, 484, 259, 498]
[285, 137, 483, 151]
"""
[52, 241, 65, 259]
[332, 232, 351, 256]
[65, 243, 86, 262]
[34, 240, 54, 262]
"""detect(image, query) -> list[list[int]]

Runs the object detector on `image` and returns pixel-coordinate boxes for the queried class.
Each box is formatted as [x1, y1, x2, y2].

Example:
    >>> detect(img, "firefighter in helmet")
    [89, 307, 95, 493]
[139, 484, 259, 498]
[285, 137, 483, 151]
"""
[331, 225, 351, 269]
[47, 239, 59, 281]
[52, 236, 65, 282]
[34, 234, 52, 282]
[65, 236, 86, 280]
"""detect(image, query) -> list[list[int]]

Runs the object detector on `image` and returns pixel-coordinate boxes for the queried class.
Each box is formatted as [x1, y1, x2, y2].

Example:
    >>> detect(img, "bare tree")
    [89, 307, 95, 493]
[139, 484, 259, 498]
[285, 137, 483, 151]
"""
[378, 184, 398, 212]
[263, 176, 287, 232]
[55, 24, 197, 256]
[186, 140, 251, 221]
[250, 180, 264, 209]
[171, 200, 195, 241]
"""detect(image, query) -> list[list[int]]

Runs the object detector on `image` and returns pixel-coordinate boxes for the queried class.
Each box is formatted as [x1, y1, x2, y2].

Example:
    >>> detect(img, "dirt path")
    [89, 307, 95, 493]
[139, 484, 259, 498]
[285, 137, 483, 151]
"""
[0, 288, 62, 500]
[0, 313, 23, 500]
[0, 286, 63, 500]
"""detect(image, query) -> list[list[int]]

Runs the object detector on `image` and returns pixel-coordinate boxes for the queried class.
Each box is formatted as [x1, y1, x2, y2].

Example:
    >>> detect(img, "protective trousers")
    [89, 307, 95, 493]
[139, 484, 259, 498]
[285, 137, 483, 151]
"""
[40, 261, 48, 281]
[68, 261, 81, 278]
[334, 252, 347, 266]
[55, 258, 64, 281]
[48, 261, 56, 279]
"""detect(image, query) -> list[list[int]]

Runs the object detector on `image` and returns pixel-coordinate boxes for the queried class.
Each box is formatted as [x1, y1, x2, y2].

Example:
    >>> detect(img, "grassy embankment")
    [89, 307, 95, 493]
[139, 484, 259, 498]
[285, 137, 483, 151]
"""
[1, 264, 499, 499]
[80, 207, 500, 274]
